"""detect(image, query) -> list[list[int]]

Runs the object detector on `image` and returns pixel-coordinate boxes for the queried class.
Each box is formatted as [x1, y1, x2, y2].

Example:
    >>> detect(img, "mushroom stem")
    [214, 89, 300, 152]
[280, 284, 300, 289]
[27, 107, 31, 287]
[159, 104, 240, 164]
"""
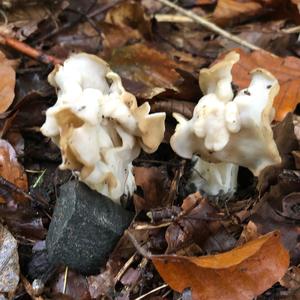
[189, 156, 238, 196]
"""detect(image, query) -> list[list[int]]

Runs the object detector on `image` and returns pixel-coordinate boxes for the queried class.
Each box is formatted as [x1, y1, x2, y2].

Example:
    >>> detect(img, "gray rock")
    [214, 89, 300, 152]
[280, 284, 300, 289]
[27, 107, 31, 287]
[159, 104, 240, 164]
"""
[46, 181, 134, 274]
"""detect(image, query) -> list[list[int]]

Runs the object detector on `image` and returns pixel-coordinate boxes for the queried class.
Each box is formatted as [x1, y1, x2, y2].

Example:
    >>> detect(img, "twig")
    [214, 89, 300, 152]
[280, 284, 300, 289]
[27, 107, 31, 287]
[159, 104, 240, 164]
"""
[282, 25, 300, 34]
[125, 230, 152, 259]
[134, 284, 168, 300]
[155, 14, 193, 23]
[133, 222, 172, 230]
[0, 175, 49, 207]
[0, 33, 62, 65]
[63, 266, 69, 294]
[155, 0, 262, 51]
[115, 253, 137, 282]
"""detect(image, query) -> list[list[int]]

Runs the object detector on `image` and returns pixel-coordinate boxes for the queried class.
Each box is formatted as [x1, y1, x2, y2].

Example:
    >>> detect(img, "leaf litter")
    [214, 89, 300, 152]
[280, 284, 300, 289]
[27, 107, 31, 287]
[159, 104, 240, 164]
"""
[0, 0, 300, 299]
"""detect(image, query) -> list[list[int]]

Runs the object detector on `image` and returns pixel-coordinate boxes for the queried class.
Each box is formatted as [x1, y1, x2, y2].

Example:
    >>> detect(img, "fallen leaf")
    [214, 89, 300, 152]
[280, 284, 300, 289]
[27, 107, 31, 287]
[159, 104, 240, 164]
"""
[251, 170, 300, 263]
[222, 49, 300, 121]
[109, 43, 182, 99]
[0, 206, 47, 240]
[0, 139, 27, 203]
[104, 0, 151, 41]
[0, 224, 19, 294]
[133, 166, 172, 212]
[282, 192, 300, 220]
[236, 221, 259, 246]
[165, 196, 222, 253]
[0, 51, 17, 114]
[152, 231, 289, 300]
[213, 0, 299, 26]
[280, 266, 300, 290]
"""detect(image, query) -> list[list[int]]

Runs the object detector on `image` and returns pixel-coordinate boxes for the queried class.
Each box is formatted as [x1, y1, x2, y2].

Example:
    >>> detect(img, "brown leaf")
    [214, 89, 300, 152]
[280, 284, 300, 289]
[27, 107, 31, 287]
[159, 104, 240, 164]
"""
[236, 221, 259, 246]
[165, 196, 222, 253]
[101, 0, 152, 52]
[0, 51, 17, 113]
[133, 166, 172, 212]
[280, 266, 300, 290]
[213, 0, 299, 26]
[0, 139, 27, 203]
[108, 43, 182, 99]
[251, 170, 300, 263]
[105, 0, 152, 39]
[213, 0, 264, 26]
[152, 231, 289, 300]
[223, 49, 300, 121]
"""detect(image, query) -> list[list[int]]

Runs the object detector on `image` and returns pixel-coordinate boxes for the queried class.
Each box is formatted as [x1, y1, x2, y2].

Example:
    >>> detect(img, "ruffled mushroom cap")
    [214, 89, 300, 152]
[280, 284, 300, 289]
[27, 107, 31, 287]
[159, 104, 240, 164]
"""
[171, 51, 281, 176]
[41, 53, 166, 202]
[199, 51, 239, 102]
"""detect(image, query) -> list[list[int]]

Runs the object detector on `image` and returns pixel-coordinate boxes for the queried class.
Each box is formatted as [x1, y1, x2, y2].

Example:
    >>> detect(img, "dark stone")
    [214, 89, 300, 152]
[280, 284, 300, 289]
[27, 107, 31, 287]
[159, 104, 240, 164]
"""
[46, 181, 134, 275]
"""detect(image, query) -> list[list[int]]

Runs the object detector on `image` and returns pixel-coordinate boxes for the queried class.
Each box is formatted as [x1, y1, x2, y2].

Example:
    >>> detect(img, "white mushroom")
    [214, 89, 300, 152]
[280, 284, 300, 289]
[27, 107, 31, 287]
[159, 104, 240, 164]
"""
[171, 51, 281, 195]
[41, 53, 166, 203]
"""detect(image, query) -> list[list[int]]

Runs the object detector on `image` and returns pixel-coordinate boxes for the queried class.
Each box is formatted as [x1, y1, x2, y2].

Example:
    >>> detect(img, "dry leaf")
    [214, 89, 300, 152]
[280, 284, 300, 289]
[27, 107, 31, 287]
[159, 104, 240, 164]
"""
[133, 166, 172, 212]
[0, 139, 28, 203]
[280, 266, 300, 290]
[221, 49, 300, 121]
[165, 196, 222, 253]
[0, 51, 17, 114]
[152, 231, 289, 300]
[213, 0, 299, 26]
[109, 43, 182, 99]
[0, 224, 19, 294]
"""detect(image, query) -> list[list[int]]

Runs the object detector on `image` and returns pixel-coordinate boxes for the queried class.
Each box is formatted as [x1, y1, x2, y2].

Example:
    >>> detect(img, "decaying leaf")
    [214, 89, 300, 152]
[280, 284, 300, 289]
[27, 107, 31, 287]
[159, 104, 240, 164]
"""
[0, 224, 19, 294]
[0, 139, 27, 203]
[100, 0, 152, 52]
[252, 170, 300, 263]
[280, 266, 300, 290]
[165, 195, 222, 253]
[220, 49, 300, 121]
[133, 166, 172, 212]
[109, 43, 182, 99]
[0, 52, 17, 114]
[152, 231, 289, 300]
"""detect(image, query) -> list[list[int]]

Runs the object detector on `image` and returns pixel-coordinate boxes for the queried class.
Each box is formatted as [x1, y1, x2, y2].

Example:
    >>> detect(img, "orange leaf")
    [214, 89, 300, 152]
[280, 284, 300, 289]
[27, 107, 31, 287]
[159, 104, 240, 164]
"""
[152, 231, 289, 300]
[0, 51, 16, 113]
[213, 0, 299, 26]
[222, 48, 300, 121]
[213, 0, 263, 26]
[0, 139, 28, 203]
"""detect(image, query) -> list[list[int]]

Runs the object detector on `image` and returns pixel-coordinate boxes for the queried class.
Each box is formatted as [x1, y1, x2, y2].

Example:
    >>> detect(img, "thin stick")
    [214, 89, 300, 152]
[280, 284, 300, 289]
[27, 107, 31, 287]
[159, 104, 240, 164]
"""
[282, 25, 300, 34]
[0, 33, 62, 65]
[134, 284, 168, 300]
[125, 230, 151, 259]
[155, 0, 262, 51]
[114, 253, 137, 282]
[63, 266, 69, 294]
[155, 14, 193, 23]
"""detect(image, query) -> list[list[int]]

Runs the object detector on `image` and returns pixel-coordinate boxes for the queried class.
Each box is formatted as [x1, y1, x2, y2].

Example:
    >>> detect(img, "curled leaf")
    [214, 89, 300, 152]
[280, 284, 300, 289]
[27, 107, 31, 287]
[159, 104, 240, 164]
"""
[152, 231, 289, 300]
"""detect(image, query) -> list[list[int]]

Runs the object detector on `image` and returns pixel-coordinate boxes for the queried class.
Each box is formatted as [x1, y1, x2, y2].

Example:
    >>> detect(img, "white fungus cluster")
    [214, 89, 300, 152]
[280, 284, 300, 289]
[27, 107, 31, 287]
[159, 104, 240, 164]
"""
[171, 51, 281, 195]
[41, 53, 166, 203]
